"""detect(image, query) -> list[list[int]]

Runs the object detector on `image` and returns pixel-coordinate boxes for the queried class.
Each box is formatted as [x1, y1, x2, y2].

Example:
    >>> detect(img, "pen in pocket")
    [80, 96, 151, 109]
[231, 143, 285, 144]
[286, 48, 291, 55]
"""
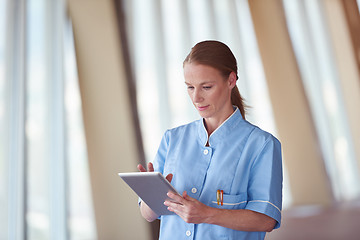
[216, 189, 223, 206]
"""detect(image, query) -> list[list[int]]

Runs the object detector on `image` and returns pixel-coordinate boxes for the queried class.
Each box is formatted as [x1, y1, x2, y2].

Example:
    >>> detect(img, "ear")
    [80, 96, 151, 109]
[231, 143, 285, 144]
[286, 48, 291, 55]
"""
[228, 72, 237, 89]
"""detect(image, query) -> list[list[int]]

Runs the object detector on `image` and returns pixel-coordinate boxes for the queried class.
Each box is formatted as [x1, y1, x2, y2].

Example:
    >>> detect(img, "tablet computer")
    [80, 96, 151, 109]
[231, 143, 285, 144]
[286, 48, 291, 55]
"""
[118, 172, 180, 216]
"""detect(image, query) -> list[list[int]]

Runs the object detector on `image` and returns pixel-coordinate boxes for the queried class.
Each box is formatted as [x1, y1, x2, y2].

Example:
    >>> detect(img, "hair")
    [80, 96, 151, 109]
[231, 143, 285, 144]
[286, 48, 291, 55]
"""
[183, 40, 246, 119]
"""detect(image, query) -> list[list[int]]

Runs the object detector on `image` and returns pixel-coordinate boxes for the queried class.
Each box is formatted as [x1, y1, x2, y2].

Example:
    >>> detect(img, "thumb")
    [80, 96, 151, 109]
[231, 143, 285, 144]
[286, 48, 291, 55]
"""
[182, 191, 194, 201]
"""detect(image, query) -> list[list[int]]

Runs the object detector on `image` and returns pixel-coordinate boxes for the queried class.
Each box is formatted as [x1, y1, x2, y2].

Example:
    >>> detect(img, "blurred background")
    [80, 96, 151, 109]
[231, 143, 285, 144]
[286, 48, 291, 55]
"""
[1, 0, 360, 239]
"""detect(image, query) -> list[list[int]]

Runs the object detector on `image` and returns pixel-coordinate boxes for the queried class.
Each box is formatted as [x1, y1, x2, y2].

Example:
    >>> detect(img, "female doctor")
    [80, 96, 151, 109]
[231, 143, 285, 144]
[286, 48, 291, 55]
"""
[138, 40, 283, 240]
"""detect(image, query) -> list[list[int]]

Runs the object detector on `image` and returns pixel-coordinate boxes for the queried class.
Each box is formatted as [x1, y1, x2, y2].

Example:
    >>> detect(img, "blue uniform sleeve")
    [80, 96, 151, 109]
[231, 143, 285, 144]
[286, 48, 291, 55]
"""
[153, 130, 170, 174]
[245, 135, 283, 229]
[138, 131, 170, 215]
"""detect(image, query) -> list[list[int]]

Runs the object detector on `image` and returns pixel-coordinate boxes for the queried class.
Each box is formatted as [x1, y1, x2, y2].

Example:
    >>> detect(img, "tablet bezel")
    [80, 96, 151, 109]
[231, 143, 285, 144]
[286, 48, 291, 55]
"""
[118, 172, 180, 216]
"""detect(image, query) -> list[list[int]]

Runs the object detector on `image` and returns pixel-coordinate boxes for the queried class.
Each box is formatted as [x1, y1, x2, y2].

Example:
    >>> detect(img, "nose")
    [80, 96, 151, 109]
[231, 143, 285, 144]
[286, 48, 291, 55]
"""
[193, 88, 203, 103]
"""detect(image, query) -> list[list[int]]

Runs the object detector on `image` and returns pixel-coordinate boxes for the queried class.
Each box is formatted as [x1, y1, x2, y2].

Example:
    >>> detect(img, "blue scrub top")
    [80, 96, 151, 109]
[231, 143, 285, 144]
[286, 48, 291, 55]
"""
[153, 108, 283, 240]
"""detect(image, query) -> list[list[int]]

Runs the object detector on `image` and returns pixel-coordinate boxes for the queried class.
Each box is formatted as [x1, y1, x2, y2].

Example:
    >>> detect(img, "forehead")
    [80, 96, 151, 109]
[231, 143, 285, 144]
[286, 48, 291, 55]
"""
[183, 63, 223, 83]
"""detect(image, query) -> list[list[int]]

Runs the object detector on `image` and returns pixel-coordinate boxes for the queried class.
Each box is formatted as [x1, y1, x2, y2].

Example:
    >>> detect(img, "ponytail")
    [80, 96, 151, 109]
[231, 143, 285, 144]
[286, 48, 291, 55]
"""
[231, 85, 246, 119]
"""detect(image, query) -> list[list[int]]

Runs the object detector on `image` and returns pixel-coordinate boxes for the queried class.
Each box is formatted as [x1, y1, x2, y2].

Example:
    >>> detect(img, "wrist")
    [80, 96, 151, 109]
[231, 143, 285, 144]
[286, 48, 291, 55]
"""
[140, 201, 159, 222]
[204, 206, 222, 225]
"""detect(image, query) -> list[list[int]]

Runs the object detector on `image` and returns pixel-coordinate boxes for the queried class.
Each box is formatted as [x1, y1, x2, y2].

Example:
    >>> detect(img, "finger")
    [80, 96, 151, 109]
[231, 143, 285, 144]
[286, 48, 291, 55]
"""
[147, 162, 154, 172]
[182, 191, 189, 198]
[167, 192, 184, 204]
[164, 200, 180, 208]
[165, 203, 180, 215]
[166, 205, 175, 213]
[166, 173, 173, 183]
[182, 191, 195, 202]
[164, 201, 182, 215]
[164, 199, 184, 212]
[137, 164, 147, 172]
[165, 203, 187, 220]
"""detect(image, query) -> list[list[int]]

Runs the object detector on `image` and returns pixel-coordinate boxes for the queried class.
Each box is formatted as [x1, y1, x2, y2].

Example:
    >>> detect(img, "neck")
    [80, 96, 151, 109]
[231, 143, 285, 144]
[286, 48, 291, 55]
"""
[203, 107, 235, 136]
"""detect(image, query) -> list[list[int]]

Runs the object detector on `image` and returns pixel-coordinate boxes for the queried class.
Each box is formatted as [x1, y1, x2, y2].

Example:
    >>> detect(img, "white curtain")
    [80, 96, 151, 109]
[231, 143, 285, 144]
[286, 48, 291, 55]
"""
[0, 0, 95, 239]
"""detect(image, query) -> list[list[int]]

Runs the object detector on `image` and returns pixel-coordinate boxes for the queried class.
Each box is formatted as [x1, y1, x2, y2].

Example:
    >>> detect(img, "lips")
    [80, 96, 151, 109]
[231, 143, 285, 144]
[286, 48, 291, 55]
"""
[197, 105, 209, 111]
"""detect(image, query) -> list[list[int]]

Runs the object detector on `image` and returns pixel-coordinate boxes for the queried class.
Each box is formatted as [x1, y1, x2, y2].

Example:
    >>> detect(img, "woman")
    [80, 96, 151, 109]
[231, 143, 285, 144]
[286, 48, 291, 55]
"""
[138, 40, 282, 240]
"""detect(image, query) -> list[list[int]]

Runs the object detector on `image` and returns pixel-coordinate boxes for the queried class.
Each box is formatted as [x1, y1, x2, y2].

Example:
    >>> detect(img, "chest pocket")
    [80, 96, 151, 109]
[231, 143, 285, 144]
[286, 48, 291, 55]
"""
[210, 192, 247, 210]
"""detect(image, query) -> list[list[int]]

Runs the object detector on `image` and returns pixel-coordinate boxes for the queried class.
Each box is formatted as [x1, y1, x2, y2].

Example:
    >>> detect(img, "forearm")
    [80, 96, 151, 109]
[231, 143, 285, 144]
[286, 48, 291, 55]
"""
[205, 208, 276, 232]
[140, 201, 159, 222]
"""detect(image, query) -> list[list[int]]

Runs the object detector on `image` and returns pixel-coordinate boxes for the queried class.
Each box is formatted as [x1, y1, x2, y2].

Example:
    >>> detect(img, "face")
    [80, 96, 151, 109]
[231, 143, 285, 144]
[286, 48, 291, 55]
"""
[184, 63, 236, 124]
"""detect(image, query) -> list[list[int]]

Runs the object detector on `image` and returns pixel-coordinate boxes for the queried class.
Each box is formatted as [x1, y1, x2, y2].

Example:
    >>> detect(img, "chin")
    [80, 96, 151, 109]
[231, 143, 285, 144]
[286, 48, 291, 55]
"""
[198, 111, 212, 119]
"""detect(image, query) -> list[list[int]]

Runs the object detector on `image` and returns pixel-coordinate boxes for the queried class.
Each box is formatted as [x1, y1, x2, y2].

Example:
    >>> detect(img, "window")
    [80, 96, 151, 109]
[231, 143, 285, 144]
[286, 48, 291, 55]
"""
[283, 0, 360, 200]
[1, 0, 96, 239]
[0, 0, 7, 239]
[64, 20, 96, 240]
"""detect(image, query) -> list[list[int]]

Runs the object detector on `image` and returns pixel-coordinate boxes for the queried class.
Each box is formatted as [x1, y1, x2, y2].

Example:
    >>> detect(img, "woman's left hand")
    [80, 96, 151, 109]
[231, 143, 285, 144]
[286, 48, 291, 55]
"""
[165, 191, 277, 232]
[164, 191, 213, 224]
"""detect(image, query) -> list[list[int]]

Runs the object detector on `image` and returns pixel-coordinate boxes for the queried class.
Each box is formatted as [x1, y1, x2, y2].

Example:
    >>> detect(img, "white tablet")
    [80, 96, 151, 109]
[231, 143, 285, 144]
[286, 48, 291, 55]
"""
[118, 172, 180, 216]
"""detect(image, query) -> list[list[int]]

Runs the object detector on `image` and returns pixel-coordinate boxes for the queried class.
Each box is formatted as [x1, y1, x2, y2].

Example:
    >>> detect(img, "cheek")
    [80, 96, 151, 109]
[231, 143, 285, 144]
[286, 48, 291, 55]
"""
[210, 89, 223, 100]
[213, 88, 230, 104]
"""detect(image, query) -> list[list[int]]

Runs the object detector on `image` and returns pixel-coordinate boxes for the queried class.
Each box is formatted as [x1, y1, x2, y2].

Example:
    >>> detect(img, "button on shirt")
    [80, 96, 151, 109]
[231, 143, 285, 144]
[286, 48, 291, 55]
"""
[154, 108, 283, 240]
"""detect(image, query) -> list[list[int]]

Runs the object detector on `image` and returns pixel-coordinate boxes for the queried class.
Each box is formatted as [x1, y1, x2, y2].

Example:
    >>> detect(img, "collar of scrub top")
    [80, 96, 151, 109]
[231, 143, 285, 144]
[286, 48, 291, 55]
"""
[197, 106, 243, 147]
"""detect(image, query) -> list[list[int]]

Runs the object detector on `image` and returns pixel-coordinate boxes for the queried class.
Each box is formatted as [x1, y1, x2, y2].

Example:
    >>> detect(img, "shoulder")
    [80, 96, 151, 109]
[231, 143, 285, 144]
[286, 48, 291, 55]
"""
[241, 121, 281, 152]
[164, 119, 199, 139]
[241, 123, 282, 172]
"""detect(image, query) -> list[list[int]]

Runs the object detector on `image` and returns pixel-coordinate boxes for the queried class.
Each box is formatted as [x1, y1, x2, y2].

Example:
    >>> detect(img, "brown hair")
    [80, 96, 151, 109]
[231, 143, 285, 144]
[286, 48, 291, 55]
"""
[183, 40, 246, 119]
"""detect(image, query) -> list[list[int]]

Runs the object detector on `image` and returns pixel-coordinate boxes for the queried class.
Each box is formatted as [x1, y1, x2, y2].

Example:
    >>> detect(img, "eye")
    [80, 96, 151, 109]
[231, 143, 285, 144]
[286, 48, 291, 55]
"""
[187, 86, 194, 90]
[203, 86, 212, 89]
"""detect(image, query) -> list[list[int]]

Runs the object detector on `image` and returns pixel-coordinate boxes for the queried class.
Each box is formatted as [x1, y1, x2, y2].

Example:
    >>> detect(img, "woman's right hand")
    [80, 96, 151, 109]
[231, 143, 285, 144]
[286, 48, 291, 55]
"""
[137, 163, 173, 183]
[137, 162, 173, 222]
[137, 162, 154, 173]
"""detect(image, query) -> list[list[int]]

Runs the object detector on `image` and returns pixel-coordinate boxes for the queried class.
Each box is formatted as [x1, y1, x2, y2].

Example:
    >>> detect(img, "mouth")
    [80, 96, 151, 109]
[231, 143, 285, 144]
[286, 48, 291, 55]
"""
[197, 105, 209, 111]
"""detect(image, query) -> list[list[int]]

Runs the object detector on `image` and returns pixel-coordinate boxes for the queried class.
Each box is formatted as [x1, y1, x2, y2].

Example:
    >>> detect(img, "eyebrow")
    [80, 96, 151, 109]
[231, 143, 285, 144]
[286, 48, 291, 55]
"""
[184, 81, 215, 85]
